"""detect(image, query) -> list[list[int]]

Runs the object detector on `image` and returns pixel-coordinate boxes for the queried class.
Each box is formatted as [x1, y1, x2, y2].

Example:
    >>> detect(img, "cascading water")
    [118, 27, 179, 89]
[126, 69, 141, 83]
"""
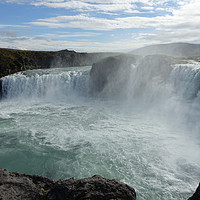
[0, 63, 200, 200]
[1, 67, 90, 101]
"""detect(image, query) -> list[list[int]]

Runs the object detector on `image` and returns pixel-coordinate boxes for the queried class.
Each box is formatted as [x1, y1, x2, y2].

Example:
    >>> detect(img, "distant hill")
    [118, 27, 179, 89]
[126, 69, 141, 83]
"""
[0, 48, 119, 78]
[131, 43, 200, 57]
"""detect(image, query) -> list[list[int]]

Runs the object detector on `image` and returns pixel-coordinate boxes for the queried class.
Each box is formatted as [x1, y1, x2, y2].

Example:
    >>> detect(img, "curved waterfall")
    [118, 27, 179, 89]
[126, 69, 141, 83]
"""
[1, 61, 200, 105]
[1, 67, 90, 100]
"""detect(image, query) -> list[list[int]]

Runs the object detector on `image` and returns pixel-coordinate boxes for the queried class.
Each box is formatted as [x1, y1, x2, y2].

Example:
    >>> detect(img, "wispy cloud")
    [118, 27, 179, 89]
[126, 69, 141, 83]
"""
[0, 0, 200, 52]
[0, 34, 139, 52]
[0, 30, 18, 37]
[0, 24, 27, 28]
[3, 0, 177, 15]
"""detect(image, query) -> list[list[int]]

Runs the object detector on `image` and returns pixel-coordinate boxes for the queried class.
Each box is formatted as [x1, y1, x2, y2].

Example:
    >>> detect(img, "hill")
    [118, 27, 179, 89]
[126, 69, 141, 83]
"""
[131, 43, 200, 57]
[0, 48, 119, 78]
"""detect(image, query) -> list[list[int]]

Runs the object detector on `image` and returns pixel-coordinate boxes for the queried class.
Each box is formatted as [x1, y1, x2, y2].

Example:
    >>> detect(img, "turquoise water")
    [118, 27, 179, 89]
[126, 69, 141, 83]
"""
[0, 66, 200, 199]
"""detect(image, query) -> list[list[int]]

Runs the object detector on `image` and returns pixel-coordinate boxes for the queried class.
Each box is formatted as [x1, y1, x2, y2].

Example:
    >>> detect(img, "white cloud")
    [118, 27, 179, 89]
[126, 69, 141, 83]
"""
[3, 0, 178, 15]
[0, 30, 18, 37]
[0, 24, 27, 28]
[30, 15, 123, 30]
[1, 0, 200, 52]
[32, 0, 139, 14]
[27, 0, 200, 31]
[0, 34, 141, 52]
[28, 14, 164, 30]
[32, 32, 102, 39]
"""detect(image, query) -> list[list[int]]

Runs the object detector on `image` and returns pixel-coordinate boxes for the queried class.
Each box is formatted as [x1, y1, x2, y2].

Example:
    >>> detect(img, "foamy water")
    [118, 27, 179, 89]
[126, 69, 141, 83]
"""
[0, 66, 200, 200]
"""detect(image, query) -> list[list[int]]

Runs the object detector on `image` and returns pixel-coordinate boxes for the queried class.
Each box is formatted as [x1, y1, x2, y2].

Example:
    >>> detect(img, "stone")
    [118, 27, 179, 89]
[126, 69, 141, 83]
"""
[0, 168, 136, 200]
[46, 175, 136, 200]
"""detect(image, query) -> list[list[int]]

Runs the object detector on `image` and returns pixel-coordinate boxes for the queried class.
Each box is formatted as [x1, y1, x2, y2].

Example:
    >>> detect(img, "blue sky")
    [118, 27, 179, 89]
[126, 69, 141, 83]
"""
[0, 0, 200, 52]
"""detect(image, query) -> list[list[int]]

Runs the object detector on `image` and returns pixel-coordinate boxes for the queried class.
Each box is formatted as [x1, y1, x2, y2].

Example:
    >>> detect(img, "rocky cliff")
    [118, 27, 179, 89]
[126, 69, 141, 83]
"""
[89, 54, 141, 96]
[89, 54, 179, 98]
[0, 48, 119, 78]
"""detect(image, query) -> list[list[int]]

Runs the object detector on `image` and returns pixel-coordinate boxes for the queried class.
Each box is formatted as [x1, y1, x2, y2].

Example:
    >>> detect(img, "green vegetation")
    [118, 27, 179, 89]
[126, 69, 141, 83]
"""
[0, 48, 54, 78]
[0, 48, 119, 78]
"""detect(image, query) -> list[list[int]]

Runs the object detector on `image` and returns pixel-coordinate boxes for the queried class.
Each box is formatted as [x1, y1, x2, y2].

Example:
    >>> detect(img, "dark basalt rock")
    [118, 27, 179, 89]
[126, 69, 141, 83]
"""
[89, 54, 140, 95]
[46, 175, 136, 200]
[188, 183, 200, 200]
[0, 167, 54, 200]
[0, 168, 136, 200]
[89, 54, 175, 97]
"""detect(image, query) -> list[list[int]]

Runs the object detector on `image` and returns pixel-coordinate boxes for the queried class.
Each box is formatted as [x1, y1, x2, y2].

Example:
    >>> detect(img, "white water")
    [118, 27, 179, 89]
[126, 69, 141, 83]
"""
[0, 65, 200, 200]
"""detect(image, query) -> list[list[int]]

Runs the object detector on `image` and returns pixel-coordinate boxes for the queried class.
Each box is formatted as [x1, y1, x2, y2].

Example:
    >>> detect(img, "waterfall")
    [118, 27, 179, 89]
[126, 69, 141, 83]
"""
[1, 61, 200, 107]
[0, 62, 200, 199]
[169, 61, 200, 100]
[1, 67, 90, 101]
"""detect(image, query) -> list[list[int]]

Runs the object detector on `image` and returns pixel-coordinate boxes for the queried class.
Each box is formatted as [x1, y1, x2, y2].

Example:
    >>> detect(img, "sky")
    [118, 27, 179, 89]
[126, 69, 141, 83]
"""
[0, 0, 200, 52]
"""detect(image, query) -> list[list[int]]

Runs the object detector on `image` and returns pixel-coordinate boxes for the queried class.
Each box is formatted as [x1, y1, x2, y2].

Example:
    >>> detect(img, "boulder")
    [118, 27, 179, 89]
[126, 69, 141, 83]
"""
[0, 167, 54, 200]
[46, 175, 136, 200]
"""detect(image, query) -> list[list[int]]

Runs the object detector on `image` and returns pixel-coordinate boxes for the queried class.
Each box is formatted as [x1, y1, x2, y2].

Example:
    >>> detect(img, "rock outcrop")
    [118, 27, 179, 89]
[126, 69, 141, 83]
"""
[0, 168, 54, 200]
[89, 54, 140, 96]
[46, 175, 136, 200]
[89, 54, 176, 97]
[0, 168, 136, 200]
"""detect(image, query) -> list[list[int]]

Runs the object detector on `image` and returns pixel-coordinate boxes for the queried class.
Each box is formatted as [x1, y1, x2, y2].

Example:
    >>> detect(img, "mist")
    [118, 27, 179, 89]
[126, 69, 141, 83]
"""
[89, 52, 200, 160]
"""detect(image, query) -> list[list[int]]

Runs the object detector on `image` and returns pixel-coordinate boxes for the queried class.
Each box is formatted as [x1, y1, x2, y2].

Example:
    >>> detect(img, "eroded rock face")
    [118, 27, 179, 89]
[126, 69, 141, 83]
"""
[89, 54, 174, 98]
[46, 175, 136, 200]
[89, 54, 140, 96]
[0, 168, 54, 200]
[0, 168, 136, 200]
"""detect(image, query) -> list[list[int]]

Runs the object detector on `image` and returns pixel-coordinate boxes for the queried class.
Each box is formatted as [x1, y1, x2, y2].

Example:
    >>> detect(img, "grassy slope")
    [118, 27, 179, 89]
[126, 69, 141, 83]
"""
[0, 48, 55, 78]
[0, 48, 119, 78]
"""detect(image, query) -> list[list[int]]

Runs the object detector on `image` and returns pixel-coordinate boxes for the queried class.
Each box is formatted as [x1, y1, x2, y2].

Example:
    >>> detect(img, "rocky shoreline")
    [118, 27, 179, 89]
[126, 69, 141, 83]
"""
[0, 167, 136, 200]
[0, 167, 199, 200]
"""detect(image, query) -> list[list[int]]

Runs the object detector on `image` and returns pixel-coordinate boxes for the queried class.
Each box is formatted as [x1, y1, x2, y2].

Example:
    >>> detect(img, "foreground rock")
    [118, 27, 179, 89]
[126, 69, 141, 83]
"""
[0, 168, 54, 200]
[46, 175, 136, 200]
[0, 168, 136, 200]
[188, 183, 200, 200]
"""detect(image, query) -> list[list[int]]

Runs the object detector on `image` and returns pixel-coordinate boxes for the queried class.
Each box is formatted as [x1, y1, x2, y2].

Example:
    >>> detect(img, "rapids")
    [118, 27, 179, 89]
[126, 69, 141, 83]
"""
[0, 65, 200, 200]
